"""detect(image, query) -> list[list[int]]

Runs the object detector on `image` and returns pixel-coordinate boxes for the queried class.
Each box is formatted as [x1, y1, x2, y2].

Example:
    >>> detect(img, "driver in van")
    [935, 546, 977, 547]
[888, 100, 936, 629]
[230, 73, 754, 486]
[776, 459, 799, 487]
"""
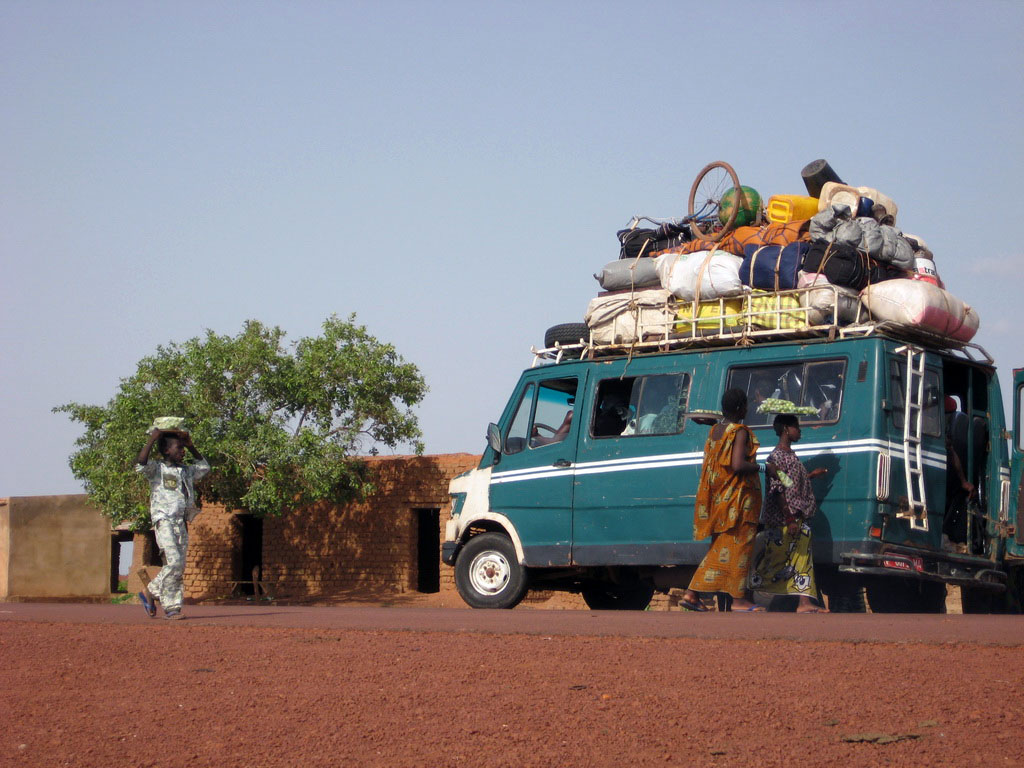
[531, 409, 573, 447]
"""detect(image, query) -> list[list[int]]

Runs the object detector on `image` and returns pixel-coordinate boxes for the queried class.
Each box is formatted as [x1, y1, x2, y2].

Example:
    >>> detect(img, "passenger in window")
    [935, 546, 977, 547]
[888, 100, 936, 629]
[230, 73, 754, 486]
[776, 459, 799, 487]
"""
[635, 377, 684, 435]
[593, 393, 630, 437]
[678, 389, 766, 612]
[806, 367, 842, 421]
[750, 414, 829, 612]
[747, 374, 776, 426]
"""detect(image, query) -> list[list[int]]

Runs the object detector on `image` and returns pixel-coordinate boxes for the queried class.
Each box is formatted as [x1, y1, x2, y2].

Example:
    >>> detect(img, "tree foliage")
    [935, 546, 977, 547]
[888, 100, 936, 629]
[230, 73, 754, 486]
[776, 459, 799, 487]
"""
[55, 315, 427, 525]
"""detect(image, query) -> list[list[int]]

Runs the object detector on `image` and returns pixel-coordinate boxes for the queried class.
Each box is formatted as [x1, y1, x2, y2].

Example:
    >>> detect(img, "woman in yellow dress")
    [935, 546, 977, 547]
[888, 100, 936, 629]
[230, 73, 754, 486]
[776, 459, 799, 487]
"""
[679, 389, 766, 612]
[750, 414, 829, 612]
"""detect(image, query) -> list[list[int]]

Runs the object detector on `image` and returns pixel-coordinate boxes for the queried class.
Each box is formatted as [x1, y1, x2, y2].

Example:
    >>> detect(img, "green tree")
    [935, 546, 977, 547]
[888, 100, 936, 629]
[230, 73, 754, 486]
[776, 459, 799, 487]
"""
[55, 315, 427, 526]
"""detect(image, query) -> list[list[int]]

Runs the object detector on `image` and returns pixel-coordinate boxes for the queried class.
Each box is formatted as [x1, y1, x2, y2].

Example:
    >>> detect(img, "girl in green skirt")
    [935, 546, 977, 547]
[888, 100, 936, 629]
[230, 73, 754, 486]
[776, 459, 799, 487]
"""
[750, 414, 829, 613]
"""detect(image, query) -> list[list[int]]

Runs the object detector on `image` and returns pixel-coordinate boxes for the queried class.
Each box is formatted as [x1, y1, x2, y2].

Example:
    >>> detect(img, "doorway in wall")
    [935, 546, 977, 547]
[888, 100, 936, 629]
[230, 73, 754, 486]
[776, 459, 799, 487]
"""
[111, 530, 135, 593]
[414, 508, 440, 593]
[235, 514, 263, 596]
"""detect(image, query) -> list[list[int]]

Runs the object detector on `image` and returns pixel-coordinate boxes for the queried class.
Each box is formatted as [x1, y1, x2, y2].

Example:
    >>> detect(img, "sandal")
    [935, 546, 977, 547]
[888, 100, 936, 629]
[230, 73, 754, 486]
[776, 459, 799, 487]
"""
[138, 591, 156, 618]
[679, 596, 709, 612]
[732, 604, 765, 612]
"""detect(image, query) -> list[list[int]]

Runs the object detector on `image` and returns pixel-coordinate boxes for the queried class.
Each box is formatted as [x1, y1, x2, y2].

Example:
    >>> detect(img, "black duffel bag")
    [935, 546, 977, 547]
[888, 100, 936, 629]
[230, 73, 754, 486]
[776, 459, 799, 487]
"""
[801, 241, 870, 290]
[617, 222, 691, 260]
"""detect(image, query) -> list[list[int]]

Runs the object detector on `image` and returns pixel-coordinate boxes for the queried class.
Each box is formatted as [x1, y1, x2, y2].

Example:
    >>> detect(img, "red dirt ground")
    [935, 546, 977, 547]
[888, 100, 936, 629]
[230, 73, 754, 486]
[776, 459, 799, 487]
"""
[2, 603, 1022, 768]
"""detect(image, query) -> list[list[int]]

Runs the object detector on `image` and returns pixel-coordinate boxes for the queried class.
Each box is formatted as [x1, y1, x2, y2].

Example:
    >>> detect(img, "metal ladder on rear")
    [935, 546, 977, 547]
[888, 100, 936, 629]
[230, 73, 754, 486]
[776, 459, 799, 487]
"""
[896, 344, 929, 530]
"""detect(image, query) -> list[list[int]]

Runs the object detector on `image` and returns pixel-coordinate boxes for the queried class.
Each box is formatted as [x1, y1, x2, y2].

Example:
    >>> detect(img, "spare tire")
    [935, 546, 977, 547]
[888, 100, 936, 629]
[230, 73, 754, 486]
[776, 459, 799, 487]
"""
[544, 323, 589, 348]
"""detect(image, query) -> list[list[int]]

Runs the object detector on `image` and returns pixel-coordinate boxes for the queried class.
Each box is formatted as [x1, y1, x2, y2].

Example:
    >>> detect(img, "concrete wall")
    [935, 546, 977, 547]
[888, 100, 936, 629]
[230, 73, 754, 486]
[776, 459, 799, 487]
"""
[0, 495, 112, 599]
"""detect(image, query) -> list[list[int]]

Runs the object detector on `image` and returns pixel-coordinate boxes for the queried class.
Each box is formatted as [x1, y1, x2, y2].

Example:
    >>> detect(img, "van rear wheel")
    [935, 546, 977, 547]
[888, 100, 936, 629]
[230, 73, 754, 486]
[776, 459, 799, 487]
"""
[455, 533, 528, 609]
[581, 581, 655, 610]
[865, 577, 946, 613]
[818, 567, 866, 613]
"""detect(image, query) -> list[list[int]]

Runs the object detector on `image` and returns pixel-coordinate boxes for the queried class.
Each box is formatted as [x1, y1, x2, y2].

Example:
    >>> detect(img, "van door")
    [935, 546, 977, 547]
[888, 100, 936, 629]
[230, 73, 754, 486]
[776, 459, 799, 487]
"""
[571, 363, 697, 565]
[1009, 368, 1024, 558]
[884, 349, 945, 546]
[488, 372, 582, 566]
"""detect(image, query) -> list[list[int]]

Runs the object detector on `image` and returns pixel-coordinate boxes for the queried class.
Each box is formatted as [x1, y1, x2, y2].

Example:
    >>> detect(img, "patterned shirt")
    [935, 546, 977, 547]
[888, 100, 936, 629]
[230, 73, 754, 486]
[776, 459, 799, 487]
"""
[761, 447, 816, 528]
[136, 459, 210, 524]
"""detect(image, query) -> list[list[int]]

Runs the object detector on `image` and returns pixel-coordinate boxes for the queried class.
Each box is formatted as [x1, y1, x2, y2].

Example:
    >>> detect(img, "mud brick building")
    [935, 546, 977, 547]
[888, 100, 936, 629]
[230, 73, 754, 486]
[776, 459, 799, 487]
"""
[129, 453, 480, 602]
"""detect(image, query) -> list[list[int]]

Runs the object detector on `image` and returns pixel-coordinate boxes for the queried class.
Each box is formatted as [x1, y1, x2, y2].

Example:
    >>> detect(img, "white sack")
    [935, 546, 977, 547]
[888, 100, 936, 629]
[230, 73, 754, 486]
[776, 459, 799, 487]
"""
[584, 288, 676, 344]
[861, 280, 979, 342]
[797, 272, 862, 325]
[654, 250, 744, 302]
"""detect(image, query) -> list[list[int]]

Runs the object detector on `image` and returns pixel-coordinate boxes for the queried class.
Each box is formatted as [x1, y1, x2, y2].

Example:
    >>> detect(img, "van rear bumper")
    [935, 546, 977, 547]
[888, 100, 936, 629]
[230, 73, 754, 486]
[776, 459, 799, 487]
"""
[840, 547, 1006, 592]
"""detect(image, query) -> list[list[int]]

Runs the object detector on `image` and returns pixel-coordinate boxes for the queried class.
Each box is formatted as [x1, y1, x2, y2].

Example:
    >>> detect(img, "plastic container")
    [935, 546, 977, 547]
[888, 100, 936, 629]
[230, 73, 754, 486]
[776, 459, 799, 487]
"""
[911, 256, 941, 287]
[856, 186, 898, 222]
[766, 194, 819, 224]
[800, 159, 844, 197]
[817, 182, 861, 214]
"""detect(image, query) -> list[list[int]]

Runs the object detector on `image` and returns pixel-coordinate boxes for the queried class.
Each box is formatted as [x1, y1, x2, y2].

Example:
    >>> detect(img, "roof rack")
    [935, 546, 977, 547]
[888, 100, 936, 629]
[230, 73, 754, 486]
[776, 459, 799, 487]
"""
[531, 286, 991, 367]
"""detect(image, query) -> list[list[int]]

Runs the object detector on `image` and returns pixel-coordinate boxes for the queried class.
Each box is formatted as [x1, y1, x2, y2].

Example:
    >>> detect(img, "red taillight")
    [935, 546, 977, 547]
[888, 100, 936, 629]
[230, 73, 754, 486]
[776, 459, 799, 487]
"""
[869, 526, 882, 538]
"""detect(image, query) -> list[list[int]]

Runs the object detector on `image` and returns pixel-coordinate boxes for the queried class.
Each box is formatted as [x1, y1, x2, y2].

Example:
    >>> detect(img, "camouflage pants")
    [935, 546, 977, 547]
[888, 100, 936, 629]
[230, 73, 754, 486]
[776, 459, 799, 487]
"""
[150, 518, 188, 612]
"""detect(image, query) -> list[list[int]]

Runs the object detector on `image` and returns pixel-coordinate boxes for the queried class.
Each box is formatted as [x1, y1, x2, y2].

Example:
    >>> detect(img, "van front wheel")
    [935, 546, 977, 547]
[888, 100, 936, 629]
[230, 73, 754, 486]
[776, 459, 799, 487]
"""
[455, 533, 528, 609]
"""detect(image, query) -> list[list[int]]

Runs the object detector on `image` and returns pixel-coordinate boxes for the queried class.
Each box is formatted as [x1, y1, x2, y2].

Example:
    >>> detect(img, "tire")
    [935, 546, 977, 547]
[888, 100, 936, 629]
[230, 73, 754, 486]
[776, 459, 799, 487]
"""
[581, 580, 655, 611]
[544, 323, 589, 349]
[688, 161, 742, 243]
[961, 586, 1001, 614]
[865, 577, 947, 613]
[454, 533, 528, 609]
[817, 567, 866, 613]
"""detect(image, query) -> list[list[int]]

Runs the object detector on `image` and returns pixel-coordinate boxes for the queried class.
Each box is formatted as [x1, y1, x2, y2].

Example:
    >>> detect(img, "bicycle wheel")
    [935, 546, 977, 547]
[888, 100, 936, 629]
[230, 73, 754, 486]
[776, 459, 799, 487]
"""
[688, 161, 742, 243]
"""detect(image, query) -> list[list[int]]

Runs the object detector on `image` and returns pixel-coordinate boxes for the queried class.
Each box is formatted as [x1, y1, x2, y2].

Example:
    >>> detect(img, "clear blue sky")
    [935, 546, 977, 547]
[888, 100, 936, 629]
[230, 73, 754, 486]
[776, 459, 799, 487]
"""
[2, 1, 1022, 496]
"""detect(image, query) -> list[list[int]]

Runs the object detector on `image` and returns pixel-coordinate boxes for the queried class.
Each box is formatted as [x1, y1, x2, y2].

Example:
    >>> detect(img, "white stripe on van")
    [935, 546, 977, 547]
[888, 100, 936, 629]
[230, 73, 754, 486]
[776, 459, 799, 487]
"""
[490, 437, 961, 485]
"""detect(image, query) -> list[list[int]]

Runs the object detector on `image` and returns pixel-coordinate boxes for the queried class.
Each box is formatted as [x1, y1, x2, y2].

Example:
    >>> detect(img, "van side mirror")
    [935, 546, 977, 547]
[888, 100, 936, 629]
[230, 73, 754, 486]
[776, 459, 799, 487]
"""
[486, 423, 502, 457]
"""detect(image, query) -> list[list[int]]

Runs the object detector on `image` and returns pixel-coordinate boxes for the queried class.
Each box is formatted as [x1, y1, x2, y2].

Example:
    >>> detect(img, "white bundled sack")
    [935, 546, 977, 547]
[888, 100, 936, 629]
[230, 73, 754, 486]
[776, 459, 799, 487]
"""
[797, 272, 862, 325]
[654, 250, 744, 302]
[584, 288, 676, 344]
[861, 280, 980, 342]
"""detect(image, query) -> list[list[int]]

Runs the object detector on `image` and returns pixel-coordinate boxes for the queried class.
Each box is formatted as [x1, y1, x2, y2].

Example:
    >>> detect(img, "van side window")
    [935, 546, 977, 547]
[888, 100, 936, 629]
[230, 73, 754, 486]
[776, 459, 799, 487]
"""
[728, 360, 846, 427]
[505, 383, 536, 454]
[890, 361, 942, 437]
[530, 378, 578, 448]
[504, 378, 579, 452]
[592, 373, 690, 438]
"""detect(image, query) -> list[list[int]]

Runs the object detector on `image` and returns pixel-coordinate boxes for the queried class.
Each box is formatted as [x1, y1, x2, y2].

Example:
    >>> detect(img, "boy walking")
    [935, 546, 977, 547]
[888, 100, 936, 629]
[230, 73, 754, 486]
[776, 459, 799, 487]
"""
[136, 425, 209, 620]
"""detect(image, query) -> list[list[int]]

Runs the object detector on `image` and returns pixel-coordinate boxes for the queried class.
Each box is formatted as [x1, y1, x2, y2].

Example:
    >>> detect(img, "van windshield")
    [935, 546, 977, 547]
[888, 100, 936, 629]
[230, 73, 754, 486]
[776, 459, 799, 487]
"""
[728, 360, 846, 427]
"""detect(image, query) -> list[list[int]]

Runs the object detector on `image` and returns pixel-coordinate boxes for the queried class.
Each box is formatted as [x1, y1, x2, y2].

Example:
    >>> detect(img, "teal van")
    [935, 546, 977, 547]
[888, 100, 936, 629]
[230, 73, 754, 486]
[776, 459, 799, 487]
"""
[442, 329, 1023, 612]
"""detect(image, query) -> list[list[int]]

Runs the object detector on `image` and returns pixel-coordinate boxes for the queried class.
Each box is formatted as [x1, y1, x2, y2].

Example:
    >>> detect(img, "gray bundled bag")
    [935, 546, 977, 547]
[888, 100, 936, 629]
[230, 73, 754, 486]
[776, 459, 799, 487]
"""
[809, 204, 854, 243]
[879, 225, 915, 269]
[594, 258, 661, 291]
[812, 207, 914, 270]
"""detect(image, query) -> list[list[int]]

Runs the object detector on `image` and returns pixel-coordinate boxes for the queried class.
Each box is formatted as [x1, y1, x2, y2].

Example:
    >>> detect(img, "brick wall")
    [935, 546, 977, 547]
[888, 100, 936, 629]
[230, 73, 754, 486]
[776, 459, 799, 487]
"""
[134, 453, 480, 602]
